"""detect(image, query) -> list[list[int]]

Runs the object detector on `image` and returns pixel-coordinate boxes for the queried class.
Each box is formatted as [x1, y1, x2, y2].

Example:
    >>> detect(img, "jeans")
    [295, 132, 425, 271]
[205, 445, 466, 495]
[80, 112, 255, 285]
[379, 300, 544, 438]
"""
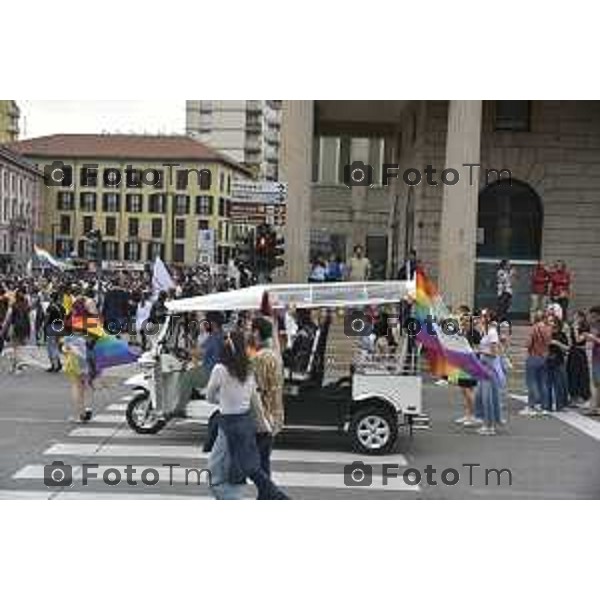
[496, 292, 512, 322]
[47, 335, 61, 366]
[219, 412, 288, 500]
[546, 362, 568, 411]
[477, 355, 501, 425]
[256, 432, 274, 478]
[208, 429, 246, 500]
[477, 379, 501, 425]
[525, 355, 547, 410]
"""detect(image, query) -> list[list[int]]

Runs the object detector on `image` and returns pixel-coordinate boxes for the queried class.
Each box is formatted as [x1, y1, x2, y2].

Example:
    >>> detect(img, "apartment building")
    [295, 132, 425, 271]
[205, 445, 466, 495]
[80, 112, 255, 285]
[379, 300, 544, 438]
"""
[0, 145, 43, 271]
[0, 101, 20, 143]
[9, 134, 251, 267]
[186, 100, 281, 180]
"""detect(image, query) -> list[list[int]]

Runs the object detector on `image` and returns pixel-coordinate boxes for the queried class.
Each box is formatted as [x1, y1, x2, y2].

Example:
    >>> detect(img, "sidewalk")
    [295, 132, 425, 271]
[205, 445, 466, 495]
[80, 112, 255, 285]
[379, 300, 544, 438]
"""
[0, 344, 138, 382]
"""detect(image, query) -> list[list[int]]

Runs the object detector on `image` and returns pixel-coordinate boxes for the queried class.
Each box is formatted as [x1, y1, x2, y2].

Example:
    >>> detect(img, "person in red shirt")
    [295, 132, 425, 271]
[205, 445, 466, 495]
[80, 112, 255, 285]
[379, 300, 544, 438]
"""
[549, 260, 571, 320]
[530, 261, 549, 323]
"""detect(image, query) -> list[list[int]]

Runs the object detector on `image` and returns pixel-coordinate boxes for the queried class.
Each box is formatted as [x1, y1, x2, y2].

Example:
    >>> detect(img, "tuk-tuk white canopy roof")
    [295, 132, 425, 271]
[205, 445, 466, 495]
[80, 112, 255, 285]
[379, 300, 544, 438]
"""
[165, 280, 415, 314]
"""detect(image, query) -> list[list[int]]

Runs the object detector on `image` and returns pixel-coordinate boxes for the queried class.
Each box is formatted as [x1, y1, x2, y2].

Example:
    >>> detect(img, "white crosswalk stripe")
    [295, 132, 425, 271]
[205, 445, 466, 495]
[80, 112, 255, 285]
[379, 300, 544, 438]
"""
[44, 442, 409, 465]
[0, 490, 214, 500]
[89, 414, 125, 423]
[4, 405, 421, 498]
[13, 463, 418, 492]
[104, 404, 128, 412]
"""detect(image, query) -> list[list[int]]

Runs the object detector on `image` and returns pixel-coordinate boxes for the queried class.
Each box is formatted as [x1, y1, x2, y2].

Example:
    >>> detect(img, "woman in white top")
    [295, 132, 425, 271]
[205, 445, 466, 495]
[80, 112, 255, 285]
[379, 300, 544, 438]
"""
[475, 309, 502, 435]
[206, 331, 288, 500]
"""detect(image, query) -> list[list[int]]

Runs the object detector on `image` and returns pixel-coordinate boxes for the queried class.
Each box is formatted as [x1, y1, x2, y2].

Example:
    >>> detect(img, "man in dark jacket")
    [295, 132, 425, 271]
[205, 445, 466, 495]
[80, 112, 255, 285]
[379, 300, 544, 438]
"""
[45, 292, 66, 372]
[102, 281, 131, 335]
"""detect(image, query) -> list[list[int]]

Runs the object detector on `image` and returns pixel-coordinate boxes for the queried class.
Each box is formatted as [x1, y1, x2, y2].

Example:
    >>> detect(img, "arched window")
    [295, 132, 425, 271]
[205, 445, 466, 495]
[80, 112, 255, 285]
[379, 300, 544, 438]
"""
[477, 179, 542, 260]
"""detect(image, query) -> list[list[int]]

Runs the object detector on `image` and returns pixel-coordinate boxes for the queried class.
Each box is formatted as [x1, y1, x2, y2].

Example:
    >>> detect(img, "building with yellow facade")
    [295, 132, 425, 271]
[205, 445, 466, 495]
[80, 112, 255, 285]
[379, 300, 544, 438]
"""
[0, 101, 20, 143]
[9, 134, 251, 266]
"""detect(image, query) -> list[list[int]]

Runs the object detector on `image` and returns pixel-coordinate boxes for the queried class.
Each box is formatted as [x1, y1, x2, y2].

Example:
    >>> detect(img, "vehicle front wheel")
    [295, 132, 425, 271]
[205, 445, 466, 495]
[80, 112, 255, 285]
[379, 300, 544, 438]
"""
[350, 405, 398, 455]
[126, 391, 166, 434]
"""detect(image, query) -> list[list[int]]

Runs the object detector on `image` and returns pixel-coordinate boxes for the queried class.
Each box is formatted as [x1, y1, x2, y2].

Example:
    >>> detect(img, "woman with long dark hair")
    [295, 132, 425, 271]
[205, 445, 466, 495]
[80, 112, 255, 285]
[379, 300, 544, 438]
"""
[566, 311, 591, 406]
[206, 330, 288, 500]
[6, 289, 31, 374]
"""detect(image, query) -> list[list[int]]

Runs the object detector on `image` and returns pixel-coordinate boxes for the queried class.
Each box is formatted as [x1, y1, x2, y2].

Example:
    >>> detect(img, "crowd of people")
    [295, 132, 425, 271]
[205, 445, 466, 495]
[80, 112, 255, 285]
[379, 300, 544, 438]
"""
[1, 253, 598, 485]
[435, 306, 512, 436]
[493, 257, 599, 416]
[523, 305, 600, 417]
[308, 244, 373, 283]
[0, 264, 239, 368]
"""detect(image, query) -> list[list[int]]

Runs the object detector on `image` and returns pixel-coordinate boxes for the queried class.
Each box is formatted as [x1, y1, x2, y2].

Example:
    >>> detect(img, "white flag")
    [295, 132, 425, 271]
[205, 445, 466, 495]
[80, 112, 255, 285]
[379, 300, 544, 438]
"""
[152, 257, 175, 298]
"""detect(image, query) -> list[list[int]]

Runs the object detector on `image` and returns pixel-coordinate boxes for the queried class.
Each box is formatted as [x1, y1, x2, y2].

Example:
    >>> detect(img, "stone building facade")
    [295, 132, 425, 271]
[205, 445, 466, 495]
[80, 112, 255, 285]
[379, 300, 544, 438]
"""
[281, 100, 600, 315]
[0, 145, 43, 272]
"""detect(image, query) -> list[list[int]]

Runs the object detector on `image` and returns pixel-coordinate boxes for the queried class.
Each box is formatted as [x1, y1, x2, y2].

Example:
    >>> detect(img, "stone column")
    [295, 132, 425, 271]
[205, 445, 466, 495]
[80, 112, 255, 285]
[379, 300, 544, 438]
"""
[384, 131, 402, 277]
[438, 100, 482, 309]
[280, 100, 314, 282]
[349, 137, 371, 250]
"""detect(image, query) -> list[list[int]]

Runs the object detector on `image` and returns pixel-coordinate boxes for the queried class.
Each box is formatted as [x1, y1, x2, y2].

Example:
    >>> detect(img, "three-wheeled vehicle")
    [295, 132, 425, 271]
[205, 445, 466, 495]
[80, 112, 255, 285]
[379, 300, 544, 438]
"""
[122, 281, 429, 454]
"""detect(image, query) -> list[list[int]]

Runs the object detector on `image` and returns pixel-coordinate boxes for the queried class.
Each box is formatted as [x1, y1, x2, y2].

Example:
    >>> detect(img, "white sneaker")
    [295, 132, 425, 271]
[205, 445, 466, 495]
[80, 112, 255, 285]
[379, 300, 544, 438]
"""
[463, 418, 479, 427]
[519, 408, 536, 417]
[435, 379, 449, 386]
[454, 416, 466, 424]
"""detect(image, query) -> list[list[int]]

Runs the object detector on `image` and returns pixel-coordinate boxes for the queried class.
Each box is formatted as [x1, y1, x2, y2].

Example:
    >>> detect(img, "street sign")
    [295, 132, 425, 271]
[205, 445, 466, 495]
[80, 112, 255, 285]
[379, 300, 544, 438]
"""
[231, 180, 287, 204]
[197, 228, 215, 264]
[102, 260, 145, 272]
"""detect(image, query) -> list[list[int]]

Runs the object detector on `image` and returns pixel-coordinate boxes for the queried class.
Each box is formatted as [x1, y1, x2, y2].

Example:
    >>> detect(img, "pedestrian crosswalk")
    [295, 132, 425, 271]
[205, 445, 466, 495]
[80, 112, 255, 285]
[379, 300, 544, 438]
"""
[4, 399, 422, 499]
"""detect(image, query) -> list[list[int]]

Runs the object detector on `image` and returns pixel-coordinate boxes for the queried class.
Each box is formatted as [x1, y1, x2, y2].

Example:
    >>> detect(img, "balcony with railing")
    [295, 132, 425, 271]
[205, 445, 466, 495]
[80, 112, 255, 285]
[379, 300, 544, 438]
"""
[245, 137, 262, 152]
[246, 100, 262, 113]
[246, 117, 263, 133]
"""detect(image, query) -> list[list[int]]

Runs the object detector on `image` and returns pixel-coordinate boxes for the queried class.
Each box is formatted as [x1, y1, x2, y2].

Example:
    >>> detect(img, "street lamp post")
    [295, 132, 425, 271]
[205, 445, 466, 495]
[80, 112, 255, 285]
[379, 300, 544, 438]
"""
[50, 223, 60, 256]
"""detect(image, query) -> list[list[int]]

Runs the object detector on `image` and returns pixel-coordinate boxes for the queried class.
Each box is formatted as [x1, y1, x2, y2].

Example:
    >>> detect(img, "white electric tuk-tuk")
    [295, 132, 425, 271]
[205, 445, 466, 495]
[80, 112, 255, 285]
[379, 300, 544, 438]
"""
[122, 280, 429, 455]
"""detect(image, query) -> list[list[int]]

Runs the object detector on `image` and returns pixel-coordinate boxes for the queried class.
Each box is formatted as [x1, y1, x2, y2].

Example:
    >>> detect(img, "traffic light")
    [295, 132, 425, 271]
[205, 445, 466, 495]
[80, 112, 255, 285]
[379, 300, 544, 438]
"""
[255, 223, 269, 263]
[270, 231, 285, 270]
[234, 230, 255, 273]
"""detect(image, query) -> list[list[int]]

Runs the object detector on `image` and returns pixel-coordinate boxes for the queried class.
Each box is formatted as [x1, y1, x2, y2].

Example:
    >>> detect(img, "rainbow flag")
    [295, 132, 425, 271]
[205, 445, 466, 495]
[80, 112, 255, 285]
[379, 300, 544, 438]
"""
[33, 245, 68, 270]
[68, 315, 140, 374]
[415, 269, 495, 382]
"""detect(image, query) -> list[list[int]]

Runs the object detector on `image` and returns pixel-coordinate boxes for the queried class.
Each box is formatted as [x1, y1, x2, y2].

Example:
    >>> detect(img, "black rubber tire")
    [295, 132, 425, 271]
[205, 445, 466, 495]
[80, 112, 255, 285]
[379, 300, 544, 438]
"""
[349, 404, 398, 455]
[126, 391, 166, 435]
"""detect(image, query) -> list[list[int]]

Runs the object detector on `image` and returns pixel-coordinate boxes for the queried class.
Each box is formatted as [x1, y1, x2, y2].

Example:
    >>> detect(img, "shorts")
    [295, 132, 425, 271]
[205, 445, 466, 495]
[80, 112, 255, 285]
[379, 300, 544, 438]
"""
[457, 378, 477, 389]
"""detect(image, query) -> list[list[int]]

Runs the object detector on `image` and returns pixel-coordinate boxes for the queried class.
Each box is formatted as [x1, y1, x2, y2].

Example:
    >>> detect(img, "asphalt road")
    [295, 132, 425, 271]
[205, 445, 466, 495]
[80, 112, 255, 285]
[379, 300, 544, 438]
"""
[0, 365, 599, 499]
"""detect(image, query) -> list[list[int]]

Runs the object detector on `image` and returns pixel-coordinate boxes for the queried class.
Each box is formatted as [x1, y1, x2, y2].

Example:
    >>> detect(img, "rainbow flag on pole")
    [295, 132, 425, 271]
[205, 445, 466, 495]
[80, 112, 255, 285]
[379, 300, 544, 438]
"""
[67, 315, 140, 374]
[415, 269, 495, 382]
[33, 245, 68, 270]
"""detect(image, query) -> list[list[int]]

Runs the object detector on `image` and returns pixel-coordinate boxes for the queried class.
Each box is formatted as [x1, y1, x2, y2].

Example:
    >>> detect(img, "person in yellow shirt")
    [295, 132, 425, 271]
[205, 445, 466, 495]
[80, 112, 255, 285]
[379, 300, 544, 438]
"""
[62, 286, 74, 316]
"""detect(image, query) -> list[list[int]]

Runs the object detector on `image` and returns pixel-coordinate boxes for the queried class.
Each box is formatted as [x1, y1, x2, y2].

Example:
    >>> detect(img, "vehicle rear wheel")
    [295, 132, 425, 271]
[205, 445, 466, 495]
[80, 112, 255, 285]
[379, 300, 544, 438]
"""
[350, 405, 398, 455]
[126, 391, 166, 434]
